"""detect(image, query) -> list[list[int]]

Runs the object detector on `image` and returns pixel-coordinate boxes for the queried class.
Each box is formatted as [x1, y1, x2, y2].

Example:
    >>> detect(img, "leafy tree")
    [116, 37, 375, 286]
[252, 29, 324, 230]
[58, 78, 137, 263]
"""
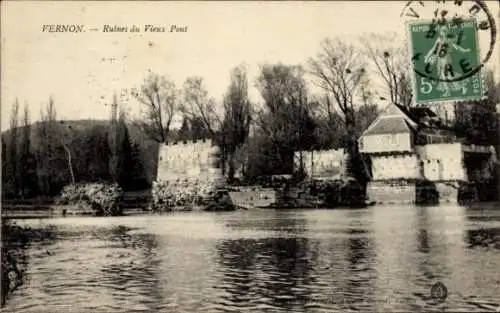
[254, 64, 317, 174]
[244, 133, 283, 180]
[177, 116, 191, 142]
[129, 142, 149, 190]
[1, 135, 12, 199]
[35, 97, 69, 196]
[220, 66, 252, 180]
[454, 69, 499, 145]
[18, 105, 38, 197]
[115, 118, 134, 190]
[108, 93, 120, 181]
[189, 116, 207, 140]
[1, 137, 6, 184]
[83, 125, 112, 182]
[113, 112, 147, 191]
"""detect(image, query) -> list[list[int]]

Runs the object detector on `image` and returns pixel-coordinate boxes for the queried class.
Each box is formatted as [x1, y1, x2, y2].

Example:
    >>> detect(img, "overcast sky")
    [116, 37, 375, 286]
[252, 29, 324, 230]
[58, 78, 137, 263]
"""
[1, 1, 499, 131]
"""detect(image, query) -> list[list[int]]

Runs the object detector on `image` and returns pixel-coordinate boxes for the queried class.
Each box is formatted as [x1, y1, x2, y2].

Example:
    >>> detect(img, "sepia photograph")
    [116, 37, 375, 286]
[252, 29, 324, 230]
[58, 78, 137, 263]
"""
[1, 1, 499, 312]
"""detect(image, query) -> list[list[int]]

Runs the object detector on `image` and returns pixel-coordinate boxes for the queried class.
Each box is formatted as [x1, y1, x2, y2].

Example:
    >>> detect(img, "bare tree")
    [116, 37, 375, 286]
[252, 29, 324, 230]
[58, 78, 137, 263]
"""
[5, 100, 20, 197]
[308, 38, 366, 144]
[108, 93, 119, 181]
[41, 98, 75, 186]
[131, 72, 178, 143]
[180, 76, 221, 140]
[360, 33, 413, 108]
[180, 76, 231, 175]
[308, 38, 370, 183]
[58, 123, 76, 185]
[179, 72, 253, 180]
[35, 98, 55, 195]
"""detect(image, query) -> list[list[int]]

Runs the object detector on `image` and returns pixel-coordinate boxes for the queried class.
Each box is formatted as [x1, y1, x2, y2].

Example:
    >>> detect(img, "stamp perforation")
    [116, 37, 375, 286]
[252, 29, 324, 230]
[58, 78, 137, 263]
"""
[404, 18, 488, 106]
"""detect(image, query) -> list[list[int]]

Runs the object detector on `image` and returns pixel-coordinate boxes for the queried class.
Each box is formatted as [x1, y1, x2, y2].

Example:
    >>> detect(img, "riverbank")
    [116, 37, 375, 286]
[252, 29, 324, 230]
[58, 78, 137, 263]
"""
[1, 220, 55, 307]
[1, 220, 23, 306]
[2, 189, 152, 219]
[1, 207, 152, 219]
[2, 184, 497, 219]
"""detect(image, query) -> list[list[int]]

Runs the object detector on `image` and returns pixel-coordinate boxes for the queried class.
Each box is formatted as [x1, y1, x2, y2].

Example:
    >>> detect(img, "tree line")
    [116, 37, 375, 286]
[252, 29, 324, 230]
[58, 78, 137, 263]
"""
[129, 35, 498, 184]
[1, 97, 148, 200]
[2, 33, 499, 199]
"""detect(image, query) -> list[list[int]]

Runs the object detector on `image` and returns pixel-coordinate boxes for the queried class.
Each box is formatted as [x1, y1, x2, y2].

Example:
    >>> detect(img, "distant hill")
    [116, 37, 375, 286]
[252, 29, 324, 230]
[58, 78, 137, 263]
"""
[1, 119, 167, 184]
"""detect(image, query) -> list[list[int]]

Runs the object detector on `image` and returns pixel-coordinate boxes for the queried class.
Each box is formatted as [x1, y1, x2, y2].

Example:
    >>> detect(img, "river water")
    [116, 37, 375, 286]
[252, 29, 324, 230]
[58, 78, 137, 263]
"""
[3, 204, 500, 313]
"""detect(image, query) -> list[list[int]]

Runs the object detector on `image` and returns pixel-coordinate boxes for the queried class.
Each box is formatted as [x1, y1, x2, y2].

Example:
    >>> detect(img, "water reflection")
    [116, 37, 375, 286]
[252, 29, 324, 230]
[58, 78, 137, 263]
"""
[214, 214, 315, 312]
[343, 210, 376, 312]
[5, 222, 164, 313]
[98, 226, 163, 312]
[413, 206, 449, 309]
[2, 206, 500, 313]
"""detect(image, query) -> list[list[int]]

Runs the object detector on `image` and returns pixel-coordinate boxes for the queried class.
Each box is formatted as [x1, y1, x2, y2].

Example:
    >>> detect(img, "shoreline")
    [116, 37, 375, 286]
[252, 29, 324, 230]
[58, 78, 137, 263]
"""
[1, 205, 151, 219]
[2, 201, 499, 219]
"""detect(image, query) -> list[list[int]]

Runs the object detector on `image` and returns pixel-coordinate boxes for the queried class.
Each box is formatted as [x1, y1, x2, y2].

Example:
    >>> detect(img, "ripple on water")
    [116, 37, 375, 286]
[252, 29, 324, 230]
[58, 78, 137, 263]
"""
[3, 207, 500, 313]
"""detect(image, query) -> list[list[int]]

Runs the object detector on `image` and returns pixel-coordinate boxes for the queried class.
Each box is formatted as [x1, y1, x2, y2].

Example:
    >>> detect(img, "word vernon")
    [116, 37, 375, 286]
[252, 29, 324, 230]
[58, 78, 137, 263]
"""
[42, 25, 85, 32]
[102, 24, 188, 32]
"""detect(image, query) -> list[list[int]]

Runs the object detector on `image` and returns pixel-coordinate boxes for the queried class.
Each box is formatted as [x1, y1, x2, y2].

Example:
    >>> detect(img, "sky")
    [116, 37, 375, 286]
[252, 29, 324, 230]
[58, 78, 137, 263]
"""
[1, 1, 499, 131]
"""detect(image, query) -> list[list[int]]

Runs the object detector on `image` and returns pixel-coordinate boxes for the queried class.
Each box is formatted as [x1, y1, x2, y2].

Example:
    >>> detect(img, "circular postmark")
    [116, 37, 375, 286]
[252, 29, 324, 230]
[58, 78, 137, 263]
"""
[401, 0, 496, 83]
[430, 281, 448, 304]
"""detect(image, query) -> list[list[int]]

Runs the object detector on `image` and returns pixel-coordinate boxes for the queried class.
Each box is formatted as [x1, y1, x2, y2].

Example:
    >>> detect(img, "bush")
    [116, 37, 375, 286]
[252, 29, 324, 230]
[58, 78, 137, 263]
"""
[58, 183, 124, 216]
[151, 176, 226, 211]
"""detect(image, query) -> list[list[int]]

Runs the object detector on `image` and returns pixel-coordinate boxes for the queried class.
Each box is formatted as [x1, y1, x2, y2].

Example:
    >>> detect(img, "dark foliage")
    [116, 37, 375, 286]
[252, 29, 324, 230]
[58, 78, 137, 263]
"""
[114, 120, 149, 191]
[2, 102, 152, 199]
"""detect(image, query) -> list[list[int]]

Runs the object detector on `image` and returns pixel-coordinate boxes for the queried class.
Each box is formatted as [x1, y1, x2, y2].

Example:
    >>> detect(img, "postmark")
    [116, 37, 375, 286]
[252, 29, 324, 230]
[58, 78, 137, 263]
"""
[400, 0, 496, 104]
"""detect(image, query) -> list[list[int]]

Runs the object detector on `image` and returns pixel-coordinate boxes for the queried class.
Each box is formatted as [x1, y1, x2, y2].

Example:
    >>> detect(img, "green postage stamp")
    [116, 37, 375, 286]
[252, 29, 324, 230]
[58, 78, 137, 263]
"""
[408, 18, 485, 105]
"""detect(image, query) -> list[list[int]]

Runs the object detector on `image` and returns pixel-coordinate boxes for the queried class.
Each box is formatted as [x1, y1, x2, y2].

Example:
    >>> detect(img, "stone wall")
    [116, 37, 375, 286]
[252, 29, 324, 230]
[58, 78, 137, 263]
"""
[228, 187, 277, 209]
[157, 139, 222, 182]
[154, 139, 226, 210]
[294, 148, 345, 178]
[368, 143, 468, 182]
[367, 180, 472, 204]
[415, 143, 466, 181]
[367, 181, 416, 204]
[371, 154, 419, 180]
